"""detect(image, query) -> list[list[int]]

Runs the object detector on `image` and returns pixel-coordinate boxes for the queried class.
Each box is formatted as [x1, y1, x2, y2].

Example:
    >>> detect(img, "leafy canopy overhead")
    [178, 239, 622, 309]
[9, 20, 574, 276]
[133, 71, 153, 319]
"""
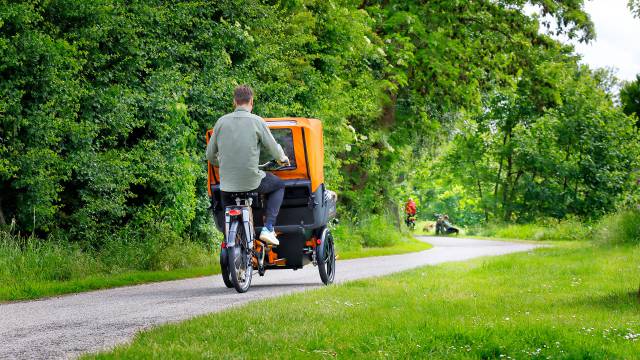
[0, 0, 635, 243]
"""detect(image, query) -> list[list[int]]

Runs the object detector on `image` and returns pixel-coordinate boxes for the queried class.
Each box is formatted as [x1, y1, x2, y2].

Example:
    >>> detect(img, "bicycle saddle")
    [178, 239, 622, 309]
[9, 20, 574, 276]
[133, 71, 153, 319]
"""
[227, 192, 258, 199]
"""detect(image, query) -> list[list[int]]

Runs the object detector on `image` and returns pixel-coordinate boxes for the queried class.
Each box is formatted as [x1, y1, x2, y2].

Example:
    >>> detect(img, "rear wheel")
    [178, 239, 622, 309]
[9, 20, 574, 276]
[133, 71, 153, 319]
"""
[227, 222, 253, 293]
[219, 247, 233, 288]
[317, 228, 336, 285]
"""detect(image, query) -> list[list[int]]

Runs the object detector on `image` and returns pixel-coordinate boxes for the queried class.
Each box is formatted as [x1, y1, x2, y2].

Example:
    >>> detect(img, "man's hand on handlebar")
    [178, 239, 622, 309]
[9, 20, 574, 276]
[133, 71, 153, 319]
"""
[259, 158, 289, 171]
[277, 156, 290, 167]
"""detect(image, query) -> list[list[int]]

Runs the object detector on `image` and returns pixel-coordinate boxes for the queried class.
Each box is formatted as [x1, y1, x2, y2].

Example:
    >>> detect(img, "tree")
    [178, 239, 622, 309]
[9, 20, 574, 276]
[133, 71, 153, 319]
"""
[0, 0, 387, 240]
[0, 0, 634, 244]
[620, 75, 640, 126]
[630, 0, 640, 18]
[422, 62, 640, 223]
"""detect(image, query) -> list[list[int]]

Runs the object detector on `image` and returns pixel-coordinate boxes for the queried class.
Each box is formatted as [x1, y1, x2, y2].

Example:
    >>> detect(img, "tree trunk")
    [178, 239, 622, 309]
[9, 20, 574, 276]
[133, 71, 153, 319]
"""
[502, 154, 513, 221]
[380, 91, 398, 128]
[561, 145, 571, 202]
[477, 178, 490, 222]
[0, 196, 5, 226]
[473, 164, 489, 222]
[494, 131, 510, 214]
[506, 170, 523, 219]
[388, 198, 401, 232]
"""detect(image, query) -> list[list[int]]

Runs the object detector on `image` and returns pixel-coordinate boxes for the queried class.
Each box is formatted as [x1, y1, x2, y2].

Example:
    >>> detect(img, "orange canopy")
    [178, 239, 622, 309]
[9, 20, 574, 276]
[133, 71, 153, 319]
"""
[207, 117, 324, 195]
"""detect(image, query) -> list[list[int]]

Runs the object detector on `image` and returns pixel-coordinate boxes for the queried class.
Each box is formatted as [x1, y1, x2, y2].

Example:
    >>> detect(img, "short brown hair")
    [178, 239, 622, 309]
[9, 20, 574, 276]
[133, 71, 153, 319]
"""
[234, 85, 253, 105]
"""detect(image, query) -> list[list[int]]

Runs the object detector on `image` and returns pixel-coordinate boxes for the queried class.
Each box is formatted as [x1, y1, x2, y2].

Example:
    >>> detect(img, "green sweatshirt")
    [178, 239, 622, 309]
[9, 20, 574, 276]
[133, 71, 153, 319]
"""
[206, 107, 286, 192]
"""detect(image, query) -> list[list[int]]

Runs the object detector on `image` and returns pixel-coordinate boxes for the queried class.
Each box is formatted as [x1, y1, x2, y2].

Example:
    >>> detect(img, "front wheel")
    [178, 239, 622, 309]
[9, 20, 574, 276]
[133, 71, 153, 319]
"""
[227, 222, 253, 293]
[317, 228, 336, 285]
[220, 247, 233, 288]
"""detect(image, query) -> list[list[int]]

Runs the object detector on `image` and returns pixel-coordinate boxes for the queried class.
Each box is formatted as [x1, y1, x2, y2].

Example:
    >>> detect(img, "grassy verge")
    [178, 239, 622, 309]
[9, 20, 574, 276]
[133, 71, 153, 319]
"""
[333, 215, 432, 259]
[465, 219, 592, 241]
[0, 215, 431, 301]
[89, 242, 640, 359]
[0, 266, 218, 303]
[464, 209, 640, 244]
[0, 230, 220, 302]
[339, 235, 431, 260]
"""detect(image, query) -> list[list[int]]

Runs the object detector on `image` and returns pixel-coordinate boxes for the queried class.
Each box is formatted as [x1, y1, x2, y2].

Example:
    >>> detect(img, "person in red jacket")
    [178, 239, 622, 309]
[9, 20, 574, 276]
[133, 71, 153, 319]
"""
[405, 198, 417, 216]
[405, 198, 417, 229]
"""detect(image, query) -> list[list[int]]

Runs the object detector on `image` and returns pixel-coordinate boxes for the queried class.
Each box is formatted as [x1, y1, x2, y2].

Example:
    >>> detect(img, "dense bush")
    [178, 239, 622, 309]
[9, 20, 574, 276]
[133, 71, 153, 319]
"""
[358, 216, 406, 248]
[595, 209, 640, 245]
[0, 0, 384, 244]
[0, 229, 218, 293]
[333, 215, 407, 251]
[457, 209, 640, 245]
[0, 232, 101, 283]
[467, 219, 593, 241]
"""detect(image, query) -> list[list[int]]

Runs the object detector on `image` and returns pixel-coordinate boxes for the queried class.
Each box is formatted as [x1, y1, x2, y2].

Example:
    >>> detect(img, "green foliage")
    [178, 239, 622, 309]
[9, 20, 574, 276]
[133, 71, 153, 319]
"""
[467, 218, 593, 241]
[0, 0, 385, 242]
[620, 74, 640, 125]
[334, 215, 406, 249]
[0, 229, 217, 300]
[331, 223, 365, 251]
[357, 215, 406, 248]
[419, 64, 640, 224]
[595, 209, 640, 245]
[0, 0, 631, 252]
[469, 209, 640, 244]
[630, 0, 640, 18]
[0, 232, 101, 283]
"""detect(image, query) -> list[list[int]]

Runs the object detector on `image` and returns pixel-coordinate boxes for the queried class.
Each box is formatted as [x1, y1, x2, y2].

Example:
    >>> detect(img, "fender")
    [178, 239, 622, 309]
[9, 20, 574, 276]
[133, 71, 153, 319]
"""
[226, 220, 239, 247]
[242, 207, 254, 248]
[318, 227, 330, 257]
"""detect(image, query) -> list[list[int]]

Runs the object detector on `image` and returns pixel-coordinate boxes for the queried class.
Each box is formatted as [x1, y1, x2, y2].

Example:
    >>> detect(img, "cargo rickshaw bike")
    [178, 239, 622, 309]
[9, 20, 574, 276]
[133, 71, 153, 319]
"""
[206, 118, 337, 293]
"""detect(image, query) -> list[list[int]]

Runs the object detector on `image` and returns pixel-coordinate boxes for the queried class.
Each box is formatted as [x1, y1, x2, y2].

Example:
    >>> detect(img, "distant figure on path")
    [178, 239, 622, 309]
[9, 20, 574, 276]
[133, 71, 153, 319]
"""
[442, 215, 459, 235]
[405, 198, 417, 216]
[405, 198, 417, 228]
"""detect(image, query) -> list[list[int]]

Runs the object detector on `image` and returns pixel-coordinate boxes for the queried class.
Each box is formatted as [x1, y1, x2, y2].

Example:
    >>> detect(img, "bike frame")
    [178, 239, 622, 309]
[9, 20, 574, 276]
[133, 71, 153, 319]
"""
[224, 202, 254, 249]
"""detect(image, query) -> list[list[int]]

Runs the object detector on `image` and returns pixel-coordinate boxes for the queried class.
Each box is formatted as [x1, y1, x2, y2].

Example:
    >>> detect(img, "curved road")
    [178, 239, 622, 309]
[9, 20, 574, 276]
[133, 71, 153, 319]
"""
[0, 237, 538, 359]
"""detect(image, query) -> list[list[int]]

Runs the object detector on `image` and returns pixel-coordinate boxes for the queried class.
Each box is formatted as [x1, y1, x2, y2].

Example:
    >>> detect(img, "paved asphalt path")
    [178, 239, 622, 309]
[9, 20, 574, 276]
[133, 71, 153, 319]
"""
[0, 237, 538, 359]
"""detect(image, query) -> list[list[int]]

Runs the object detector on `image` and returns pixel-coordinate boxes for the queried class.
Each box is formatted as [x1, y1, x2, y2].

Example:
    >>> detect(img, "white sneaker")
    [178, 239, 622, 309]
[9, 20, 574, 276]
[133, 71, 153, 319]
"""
[259, 228, 280, 246]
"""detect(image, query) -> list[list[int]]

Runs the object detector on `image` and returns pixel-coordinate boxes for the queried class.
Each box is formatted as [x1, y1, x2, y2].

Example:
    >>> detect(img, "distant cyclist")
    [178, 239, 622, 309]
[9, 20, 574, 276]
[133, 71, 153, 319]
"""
[405, 198, 417, 227]
[206, 85, 289, 245]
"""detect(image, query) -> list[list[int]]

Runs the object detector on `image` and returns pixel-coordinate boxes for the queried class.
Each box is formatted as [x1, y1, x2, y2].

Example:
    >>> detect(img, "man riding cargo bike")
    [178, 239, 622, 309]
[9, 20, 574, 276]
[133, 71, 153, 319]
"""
[206, 85, 337, 293]
[206, 86, 289, 246]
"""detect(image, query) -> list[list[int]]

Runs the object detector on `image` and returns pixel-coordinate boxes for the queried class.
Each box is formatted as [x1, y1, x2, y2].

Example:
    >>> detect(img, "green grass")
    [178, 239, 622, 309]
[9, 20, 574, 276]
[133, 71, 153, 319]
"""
[89, 242, 640, 359]
[464, 209, 640, 245]
[332, 215, 432, 259]
[0, 230, 220, 302]
[596, 209, 640, 245]
[0, 266, 218, 303]
[466, 219, 593, 241]
[0, 220, 431, 301]
[339, 235, 432, 260]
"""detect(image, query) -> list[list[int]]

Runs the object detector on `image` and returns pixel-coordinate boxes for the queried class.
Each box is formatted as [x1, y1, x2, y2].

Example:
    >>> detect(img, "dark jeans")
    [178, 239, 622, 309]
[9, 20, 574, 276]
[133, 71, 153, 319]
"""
[221, 173, 284, 231]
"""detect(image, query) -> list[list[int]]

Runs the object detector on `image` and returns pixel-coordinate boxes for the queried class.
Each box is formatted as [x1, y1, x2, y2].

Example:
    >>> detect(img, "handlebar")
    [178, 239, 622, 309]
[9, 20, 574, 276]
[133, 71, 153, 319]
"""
[258, 160, 290, 171]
